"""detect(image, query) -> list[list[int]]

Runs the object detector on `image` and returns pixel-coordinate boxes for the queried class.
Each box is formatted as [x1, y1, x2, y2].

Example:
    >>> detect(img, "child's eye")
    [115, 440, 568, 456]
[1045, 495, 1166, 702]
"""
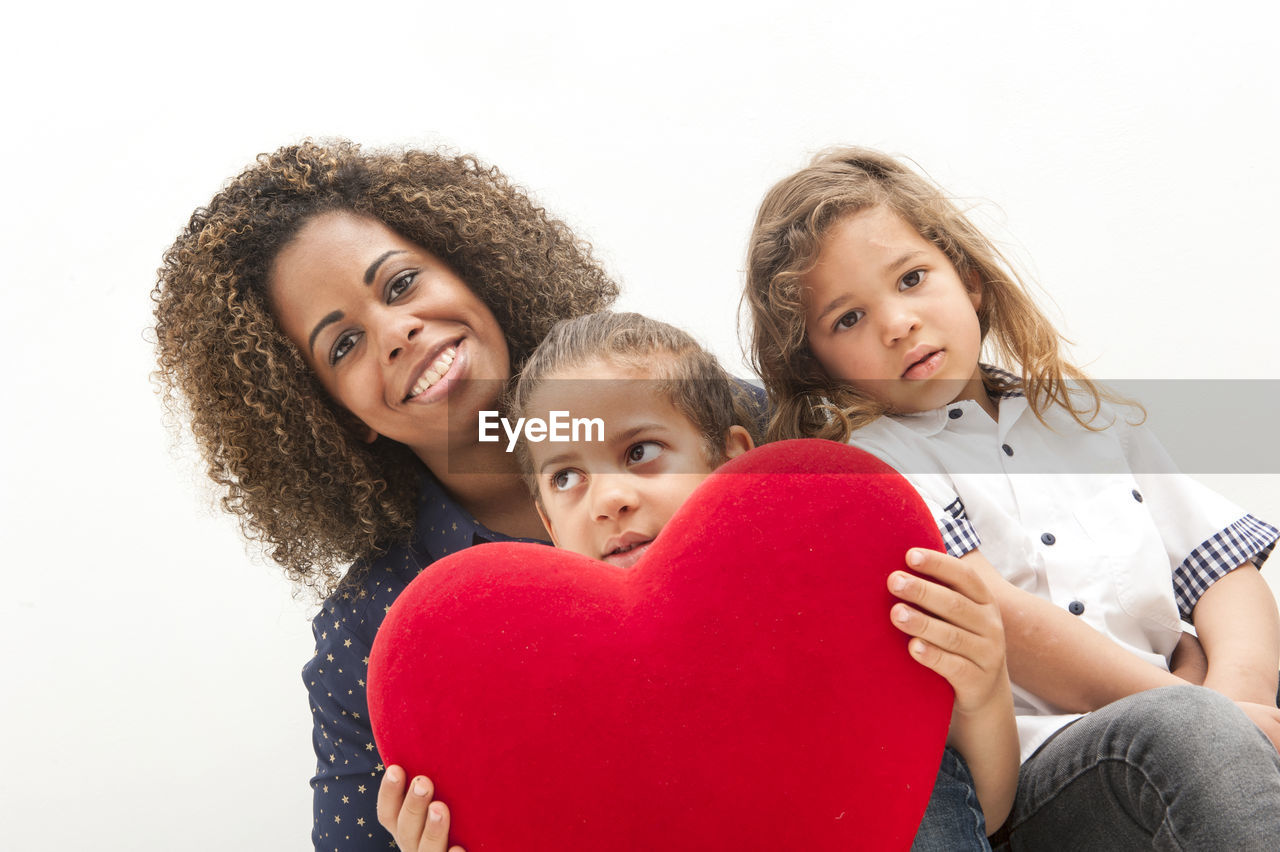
[899, 269, 924, 290]
[625, 441, 663, 466]
[834, 310, 864, 331]
[550, 469, 583, 492]
[386, 271, 417, 302]
[330, 330, 362, 365]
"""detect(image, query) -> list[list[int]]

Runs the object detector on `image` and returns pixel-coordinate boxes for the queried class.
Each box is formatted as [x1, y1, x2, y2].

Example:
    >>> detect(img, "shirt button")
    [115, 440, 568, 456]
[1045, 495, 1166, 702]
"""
[1068, 600, 1086, 616]
[949, 408, 963, 419]
[1041, 532, 1056, 546]
[1002, 443, 1014, 456]
[1132, 489, 1143, 503]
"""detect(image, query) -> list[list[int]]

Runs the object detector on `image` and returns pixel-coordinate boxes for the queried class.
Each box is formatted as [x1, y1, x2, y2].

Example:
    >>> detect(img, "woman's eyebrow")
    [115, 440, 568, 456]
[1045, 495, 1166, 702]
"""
[365, 250, 407, 285]
[309, 310, 344, 355]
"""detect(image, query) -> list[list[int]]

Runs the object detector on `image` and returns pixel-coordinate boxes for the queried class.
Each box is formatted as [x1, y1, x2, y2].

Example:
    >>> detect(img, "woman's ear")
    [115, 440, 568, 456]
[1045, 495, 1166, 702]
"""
[722, 425, 755, 460]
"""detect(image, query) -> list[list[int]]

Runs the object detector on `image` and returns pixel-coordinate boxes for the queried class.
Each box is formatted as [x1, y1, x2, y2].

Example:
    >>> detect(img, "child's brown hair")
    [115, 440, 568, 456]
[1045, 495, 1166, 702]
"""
[743, 146, 1117, 444]
[509, 311, 758, 497]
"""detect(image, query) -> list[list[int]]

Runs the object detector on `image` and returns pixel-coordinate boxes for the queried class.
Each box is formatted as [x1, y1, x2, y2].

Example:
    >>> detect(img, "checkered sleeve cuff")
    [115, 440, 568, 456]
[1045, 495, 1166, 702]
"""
[937, 498, 982, 558]
[1174, 514, 1279, 620]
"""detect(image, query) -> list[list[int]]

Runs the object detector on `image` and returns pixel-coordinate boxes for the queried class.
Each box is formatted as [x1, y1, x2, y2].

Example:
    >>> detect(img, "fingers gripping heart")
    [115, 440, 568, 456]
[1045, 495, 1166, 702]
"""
[369, 440, 953, 851]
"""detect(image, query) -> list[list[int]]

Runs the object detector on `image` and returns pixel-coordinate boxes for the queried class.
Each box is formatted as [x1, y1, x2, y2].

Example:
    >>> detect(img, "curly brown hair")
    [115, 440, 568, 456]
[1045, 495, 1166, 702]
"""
[744, 146, 1120, 444]
[153, 140, 618, 595]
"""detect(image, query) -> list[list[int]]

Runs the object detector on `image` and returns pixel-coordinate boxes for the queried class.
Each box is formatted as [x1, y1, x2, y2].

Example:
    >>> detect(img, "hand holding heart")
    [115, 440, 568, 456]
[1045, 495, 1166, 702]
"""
[369, 439, 955, 850]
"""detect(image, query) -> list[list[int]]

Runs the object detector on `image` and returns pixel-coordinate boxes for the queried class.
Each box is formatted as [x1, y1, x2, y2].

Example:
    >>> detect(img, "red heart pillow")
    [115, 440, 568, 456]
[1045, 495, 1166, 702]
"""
[369, 439, 952, 850]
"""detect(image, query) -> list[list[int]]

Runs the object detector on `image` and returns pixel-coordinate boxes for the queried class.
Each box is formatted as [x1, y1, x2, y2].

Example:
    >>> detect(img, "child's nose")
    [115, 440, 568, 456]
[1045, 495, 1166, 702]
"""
[881, 305, 920, 345]
[592, 476, 639, 520]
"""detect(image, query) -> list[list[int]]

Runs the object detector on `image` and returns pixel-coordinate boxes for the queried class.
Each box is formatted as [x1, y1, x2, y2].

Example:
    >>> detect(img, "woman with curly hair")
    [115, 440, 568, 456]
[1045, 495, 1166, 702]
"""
[153, 140, 617, 851]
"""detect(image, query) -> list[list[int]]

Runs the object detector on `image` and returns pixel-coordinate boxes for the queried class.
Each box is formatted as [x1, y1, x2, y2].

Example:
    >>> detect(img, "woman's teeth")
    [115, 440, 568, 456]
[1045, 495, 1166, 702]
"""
[409, 347, 456, 398]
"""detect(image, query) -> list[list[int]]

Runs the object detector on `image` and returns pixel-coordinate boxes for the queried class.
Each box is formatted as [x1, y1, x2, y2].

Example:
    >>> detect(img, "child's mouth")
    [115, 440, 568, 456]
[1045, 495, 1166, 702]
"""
[902, 349, 944, 380]
[603, 539, 653, 569]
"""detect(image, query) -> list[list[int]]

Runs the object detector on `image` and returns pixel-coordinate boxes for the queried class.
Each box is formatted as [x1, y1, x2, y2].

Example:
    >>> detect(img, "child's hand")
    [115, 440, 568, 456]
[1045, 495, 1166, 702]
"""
[888, 548, 1009, 714]
[377, 766, 466, 852]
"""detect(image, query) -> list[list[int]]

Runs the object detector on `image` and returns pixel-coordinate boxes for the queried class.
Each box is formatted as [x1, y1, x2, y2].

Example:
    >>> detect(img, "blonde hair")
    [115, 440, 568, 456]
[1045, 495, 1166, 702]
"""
[509, 311, 758, 496]
[743, 146, 1120, 443]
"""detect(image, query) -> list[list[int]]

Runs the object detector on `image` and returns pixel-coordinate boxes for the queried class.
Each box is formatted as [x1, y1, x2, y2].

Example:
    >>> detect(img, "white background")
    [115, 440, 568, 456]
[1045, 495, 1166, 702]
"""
[2, 1, 1277, 848]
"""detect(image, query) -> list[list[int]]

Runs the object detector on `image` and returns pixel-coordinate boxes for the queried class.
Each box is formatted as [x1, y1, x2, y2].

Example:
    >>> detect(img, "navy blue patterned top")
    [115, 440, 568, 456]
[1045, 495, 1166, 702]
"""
[305, 468, 546, 851]
[305, 381, 767, 849]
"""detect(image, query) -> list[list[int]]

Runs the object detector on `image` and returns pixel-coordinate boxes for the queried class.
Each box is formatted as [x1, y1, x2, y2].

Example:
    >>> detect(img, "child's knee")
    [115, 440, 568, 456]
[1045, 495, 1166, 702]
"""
[1114, 686, 1274, 772]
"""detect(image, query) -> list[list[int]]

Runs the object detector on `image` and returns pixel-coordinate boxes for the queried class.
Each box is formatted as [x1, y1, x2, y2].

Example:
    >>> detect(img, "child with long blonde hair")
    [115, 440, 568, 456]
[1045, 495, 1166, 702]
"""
[745, 147, 1280, 849]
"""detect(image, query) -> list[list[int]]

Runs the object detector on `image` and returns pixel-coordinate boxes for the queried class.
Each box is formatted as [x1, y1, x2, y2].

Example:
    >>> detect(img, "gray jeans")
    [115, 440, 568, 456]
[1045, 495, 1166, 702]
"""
[992, 685, 1280, 851]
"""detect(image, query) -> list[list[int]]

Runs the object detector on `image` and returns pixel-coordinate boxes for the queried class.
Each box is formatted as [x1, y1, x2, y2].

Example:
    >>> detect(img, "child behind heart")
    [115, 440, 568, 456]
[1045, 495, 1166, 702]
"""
[506, 310, 1018, 850]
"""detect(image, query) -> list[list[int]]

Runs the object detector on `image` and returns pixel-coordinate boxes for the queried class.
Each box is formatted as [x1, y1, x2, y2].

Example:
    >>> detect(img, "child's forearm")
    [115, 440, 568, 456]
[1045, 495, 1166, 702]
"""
[960, 551, 1186, 712]
[1169, 630, 1209, 685]
[947, 680, 1019, 834]
[1193, 565, 1280, 705]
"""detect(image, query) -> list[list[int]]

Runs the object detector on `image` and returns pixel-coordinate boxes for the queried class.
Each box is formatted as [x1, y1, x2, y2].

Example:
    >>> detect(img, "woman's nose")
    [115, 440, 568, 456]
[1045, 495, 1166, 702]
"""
[375, 309, 424, 363]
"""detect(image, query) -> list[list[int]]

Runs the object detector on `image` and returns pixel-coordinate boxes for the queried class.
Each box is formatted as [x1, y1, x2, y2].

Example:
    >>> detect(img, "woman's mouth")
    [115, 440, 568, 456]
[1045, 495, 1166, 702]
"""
[404, 346, 458, 401]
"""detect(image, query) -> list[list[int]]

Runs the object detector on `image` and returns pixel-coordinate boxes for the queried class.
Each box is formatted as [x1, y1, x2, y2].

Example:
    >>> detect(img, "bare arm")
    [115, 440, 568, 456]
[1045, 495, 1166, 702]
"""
[1192, 564, 1280, 751]
[891, 549, 1019, 832]
[1193, 565, 1280, 704]
[953, 550, 1188, 713]
[1169, 630, 1208, 685]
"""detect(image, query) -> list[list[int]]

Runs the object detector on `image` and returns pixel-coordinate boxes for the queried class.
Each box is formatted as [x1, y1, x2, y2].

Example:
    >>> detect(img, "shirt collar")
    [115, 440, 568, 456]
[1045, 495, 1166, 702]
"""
[887, 364, 1025, 437]
[413, 468, 548, 562]
[982, 364, 1025, 399]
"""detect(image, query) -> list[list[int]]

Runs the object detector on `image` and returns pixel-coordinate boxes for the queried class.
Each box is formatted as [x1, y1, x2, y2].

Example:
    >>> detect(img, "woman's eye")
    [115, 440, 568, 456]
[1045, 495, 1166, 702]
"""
[899, 269, 924, 290]
[386, 271, 416, 301]
[551, 469, 583, 492]
[835, 310, 864, 331]
[626, 441, 663, 466]
[330, 331, 361, 365]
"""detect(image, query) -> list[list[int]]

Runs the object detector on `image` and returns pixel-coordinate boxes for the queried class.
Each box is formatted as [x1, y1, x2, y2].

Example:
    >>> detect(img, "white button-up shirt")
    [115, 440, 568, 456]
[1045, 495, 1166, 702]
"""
[848, 389, 1276, 760]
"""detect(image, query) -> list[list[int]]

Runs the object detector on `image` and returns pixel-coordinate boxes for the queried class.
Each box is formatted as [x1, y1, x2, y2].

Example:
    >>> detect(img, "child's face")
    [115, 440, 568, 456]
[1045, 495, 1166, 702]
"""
[525, 359, 751, 569]
[802, 205, 991, 416]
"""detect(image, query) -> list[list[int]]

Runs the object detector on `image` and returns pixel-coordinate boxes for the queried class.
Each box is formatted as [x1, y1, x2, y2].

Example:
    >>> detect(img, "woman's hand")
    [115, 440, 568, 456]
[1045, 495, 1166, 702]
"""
[888, 548, 1008, 714]
[377, 766, 466, 852]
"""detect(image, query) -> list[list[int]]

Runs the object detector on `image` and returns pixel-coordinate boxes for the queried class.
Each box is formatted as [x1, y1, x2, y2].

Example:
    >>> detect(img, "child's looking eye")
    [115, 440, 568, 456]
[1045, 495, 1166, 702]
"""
[625, 441, 663, 466]
[834, 310, 865, 331]
[550, 469, 583, 492]
[386, 270, 416, 302]
[899, 269, 924, 290]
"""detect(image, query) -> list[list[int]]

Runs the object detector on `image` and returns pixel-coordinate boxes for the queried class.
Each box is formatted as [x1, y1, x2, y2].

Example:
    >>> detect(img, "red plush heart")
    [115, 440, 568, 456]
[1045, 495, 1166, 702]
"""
[369, 439, 952, 850]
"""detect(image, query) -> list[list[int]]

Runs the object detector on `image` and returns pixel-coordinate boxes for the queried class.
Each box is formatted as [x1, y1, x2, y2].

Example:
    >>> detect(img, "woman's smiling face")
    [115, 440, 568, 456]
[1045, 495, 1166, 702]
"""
[268, 211, 511, 465]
